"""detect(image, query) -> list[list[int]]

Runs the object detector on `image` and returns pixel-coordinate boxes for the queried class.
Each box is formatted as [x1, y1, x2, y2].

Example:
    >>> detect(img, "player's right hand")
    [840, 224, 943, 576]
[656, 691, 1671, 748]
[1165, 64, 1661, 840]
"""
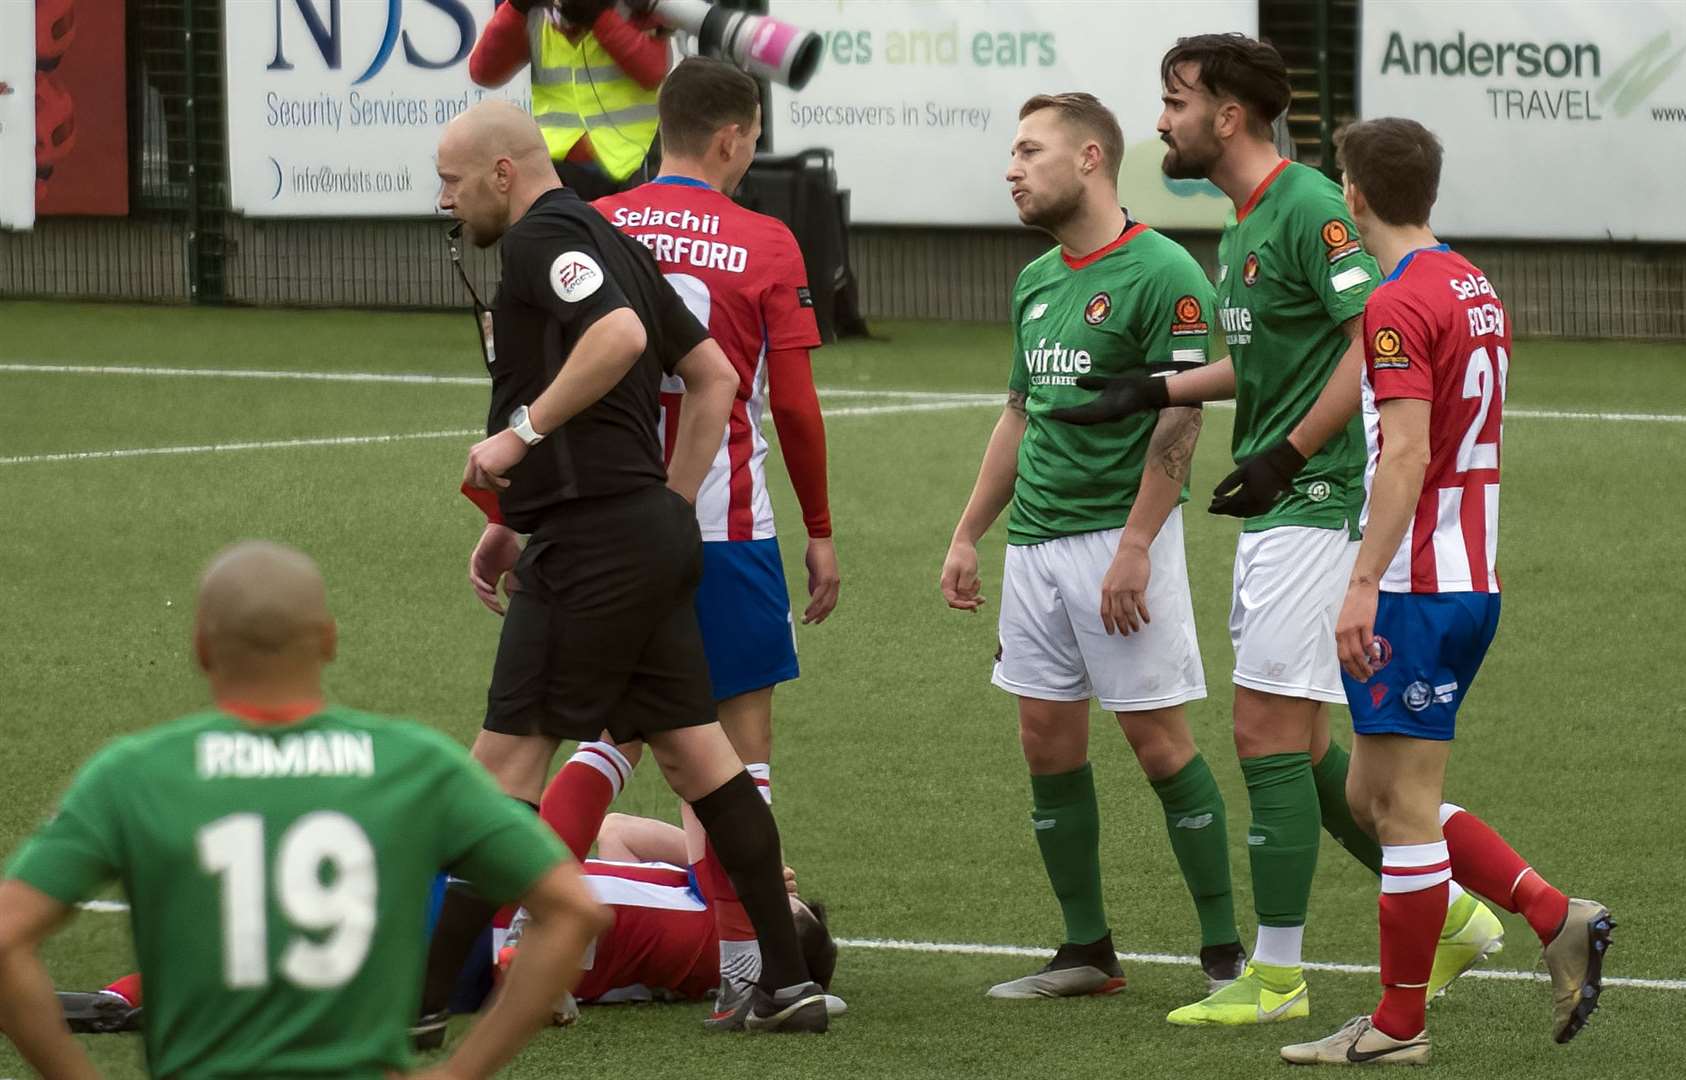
[941, 540, 986, 612]
[469, 524, 523, 616]
[1047, 371, 1169, 426]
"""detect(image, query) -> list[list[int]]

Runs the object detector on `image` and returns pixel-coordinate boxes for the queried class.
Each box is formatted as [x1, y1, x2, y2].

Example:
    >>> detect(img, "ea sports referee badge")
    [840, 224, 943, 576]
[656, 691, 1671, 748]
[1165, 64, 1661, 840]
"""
[550, 252, 604, 303]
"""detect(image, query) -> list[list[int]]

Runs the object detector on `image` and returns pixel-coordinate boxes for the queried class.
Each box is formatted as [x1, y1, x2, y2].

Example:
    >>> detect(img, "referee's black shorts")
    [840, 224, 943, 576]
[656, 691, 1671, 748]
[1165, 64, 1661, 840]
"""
[484, 484, 716, 744]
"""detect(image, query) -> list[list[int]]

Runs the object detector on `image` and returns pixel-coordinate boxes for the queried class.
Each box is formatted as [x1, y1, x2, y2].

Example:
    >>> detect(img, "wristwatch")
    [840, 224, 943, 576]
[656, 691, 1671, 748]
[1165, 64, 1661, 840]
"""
[509, 405, 545, 446]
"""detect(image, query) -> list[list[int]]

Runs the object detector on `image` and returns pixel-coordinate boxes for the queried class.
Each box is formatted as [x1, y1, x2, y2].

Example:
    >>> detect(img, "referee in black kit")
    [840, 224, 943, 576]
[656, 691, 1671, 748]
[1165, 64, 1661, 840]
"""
[422, 101, 827, 1036]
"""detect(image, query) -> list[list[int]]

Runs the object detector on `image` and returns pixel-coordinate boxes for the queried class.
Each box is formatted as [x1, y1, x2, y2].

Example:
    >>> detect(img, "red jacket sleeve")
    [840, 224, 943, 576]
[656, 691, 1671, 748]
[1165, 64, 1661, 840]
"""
[766, 348, 831, 539]
[589, 10, 670, 90]
[468, 1, 531, 88]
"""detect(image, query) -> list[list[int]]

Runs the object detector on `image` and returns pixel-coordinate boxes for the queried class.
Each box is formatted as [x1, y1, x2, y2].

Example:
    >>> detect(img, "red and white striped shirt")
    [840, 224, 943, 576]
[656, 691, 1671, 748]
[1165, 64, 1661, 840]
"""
[594, 179, 827, 541]
[573, 858, 718, 1003]
[1360, 246, 1509, 593]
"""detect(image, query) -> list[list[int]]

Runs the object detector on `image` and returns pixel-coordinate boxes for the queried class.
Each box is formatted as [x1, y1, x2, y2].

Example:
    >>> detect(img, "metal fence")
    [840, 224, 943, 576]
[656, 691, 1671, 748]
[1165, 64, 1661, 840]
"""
[3, 0, 1685, 340]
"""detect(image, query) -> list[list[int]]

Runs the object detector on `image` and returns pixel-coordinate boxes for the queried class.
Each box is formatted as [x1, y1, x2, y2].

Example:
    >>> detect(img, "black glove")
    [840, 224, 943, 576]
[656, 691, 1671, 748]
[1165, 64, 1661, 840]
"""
[1209, 439, 1307, 518]
[557, 0, 612, 27]
[1046, 371, 1171, 426]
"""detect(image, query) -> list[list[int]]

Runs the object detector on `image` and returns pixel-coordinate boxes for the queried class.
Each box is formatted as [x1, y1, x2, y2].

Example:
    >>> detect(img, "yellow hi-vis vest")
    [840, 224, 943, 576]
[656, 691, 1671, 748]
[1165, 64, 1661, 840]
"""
[526, 9, 661, 181]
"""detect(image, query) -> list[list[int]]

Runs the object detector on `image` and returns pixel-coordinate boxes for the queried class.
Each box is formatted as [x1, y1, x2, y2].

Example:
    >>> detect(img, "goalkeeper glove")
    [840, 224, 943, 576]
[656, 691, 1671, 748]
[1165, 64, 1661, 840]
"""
[1046, 371, 1170, 426]
[1209, 439, 1307, 519]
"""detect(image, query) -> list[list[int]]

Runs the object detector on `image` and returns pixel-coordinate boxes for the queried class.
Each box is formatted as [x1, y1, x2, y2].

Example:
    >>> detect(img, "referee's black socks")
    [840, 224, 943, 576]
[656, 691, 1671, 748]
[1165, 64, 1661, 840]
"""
[691, 770, 808, 990]
[419, 797, 538, 1016]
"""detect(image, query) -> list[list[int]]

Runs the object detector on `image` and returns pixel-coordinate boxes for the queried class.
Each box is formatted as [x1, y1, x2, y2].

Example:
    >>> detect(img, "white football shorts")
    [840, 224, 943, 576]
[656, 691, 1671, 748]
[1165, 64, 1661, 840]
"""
[1229, 525, 1359, 704]
[992, 508, 1206, 712]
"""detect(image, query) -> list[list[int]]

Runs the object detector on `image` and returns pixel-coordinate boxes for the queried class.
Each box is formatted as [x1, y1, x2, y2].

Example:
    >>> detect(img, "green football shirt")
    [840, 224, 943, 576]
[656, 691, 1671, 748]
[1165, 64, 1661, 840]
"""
[5, 705, 565, 1080]
[1215, 160, 1379, 533]
[1007, 223, 1218, 545]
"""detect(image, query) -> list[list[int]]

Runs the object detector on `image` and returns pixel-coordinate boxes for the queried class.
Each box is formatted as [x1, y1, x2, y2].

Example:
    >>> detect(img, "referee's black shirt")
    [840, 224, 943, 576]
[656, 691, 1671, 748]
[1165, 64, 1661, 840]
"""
[488, 187, 708, 532]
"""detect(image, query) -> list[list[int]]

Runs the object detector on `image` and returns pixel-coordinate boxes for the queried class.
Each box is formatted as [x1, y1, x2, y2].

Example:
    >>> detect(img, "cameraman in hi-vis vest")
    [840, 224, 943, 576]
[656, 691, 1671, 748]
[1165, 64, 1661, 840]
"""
[470, 0, 671, 200]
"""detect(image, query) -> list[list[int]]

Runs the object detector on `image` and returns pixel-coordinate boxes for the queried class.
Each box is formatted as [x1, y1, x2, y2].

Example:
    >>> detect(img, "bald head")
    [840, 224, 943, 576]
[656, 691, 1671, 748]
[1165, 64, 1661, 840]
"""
[195, 541, 335, 682]
[441, 100, 552, 172]
[437, 100, 560, 248]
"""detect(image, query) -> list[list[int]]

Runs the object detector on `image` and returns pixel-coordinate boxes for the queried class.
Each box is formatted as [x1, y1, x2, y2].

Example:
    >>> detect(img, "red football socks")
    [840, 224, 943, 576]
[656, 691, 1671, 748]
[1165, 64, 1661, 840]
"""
[1372, 842, 1451, 1041]
[540, 741, 634, 860]
[103, 973, 142, 1007]
[1441, 803, 1569, 943]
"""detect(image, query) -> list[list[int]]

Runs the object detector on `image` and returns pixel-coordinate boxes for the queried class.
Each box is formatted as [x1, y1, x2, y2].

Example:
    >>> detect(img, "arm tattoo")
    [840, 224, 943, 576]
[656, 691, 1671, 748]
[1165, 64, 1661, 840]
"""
[1006, 388, 1028, 416]
[1148, 407, 1202, 484]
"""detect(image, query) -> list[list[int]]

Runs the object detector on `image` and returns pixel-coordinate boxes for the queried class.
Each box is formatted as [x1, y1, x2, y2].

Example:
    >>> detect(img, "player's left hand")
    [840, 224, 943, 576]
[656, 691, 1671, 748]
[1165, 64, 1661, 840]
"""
[1336, 578, 1382, 681]
[1100, 536, 1152, 636]
[1047, 371, 1169, 426]
[783, 865, 799, 895]
[1209, 438, 1307, 518]
[802, 537, 840, 625]
[463, 429, 528, 492]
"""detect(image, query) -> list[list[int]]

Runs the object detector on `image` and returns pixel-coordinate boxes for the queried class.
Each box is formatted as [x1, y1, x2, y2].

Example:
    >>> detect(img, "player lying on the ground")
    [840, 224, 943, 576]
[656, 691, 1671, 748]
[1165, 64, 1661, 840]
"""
[496, 738, 839, 1021]
[55, 739, 839, 1032]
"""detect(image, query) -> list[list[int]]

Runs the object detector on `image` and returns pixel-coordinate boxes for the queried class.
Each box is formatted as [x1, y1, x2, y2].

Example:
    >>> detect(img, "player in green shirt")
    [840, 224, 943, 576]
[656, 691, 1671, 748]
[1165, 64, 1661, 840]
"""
[940, 92, 1242, 1000]
[0, 542, 609, 1080]
[1052, 33, 1505, 1026]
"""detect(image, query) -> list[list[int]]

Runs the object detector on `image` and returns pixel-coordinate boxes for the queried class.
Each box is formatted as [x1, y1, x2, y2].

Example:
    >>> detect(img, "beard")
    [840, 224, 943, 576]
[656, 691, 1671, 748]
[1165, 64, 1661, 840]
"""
[1017, 182, 1085, 234]
[1160, 132, 1220, 180]
[459, 211, 505, 249]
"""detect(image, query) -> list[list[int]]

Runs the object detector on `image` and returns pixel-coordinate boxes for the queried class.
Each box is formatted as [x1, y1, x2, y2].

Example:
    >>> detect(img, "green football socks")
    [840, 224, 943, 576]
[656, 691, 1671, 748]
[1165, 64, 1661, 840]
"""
[1150, 754, 1240, 948]
[1241, 752, 1321, 929]
[1310, 741, 1384, 876]
[1029, 763, 1109, 946]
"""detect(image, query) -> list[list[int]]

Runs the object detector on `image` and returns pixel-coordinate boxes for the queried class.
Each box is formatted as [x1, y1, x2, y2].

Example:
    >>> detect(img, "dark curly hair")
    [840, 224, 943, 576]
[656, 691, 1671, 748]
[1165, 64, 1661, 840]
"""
[1160, 33, 1291, 136]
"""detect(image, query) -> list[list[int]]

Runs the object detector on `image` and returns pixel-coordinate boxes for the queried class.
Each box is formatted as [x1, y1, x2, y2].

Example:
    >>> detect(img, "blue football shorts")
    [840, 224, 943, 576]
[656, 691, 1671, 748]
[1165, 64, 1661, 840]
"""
[1343, 591, 1501, 741]
[695, 538, 799, 702]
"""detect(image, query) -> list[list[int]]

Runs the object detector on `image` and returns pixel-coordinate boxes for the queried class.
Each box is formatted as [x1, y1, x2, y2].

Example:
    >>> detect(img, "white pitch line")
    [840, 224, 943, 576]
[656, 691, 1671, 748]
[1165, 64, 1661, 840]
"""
[1201, 400, 1686, 424]
[0, 429, 482, 466]
[0, 399, 993, 466]
[823, 399, 996, 417]
[835, 937, 1685, 992]
[0, 363, 997, 402]
[6, 362, 1678, 423]
[0, 363, 490, 387]
[62, 904, 1677, 993]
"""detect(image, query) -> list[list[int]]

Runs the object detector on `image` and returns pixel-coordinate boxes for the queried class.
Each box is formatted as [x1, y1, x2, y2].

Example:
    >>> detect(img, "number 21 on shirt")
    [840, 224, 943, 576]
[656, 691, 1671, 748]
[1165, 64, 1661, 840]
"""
[1458, 345, 1508, 473]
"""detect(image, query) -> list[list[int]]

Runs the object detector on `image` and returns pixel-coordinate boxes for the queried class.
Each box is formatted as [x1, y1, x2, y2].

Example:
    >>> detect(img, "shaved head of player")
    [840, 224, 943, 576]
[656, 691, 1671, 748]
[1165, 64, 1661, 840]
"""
[194, 540, 336, 702]
[1156, 32, 1290, 194]
[1006, 92, 1123, 241]
[437, 100, 559, 249]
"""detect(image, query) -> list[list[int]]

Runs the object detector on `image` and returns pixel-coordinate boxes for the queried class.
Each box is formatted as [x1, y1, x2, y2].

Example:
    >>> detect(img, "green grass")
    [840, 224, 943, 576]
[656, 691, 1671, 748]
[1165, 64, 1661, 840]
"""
[2, 303, 1684, 1078]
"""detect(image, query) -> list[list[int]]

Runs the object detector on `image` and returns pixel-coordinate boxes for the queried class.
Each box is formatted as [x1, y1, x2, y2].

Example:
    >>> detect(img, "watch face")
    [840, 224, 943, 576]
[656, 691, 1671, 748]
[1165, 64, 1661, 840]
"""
[509, 406, 528, 430]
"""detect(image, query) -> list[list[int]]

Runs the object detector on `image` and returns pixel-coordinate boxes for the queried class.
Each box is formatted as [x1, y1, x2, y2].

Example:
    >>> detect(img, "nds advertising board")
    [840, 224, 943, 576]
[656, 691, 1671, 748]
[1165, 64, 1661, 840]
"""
[226, 0, 532, 216]
[1, 3, 36, 229]
[764, 0, 1257, 228]
[1362, 0, 1686, 240]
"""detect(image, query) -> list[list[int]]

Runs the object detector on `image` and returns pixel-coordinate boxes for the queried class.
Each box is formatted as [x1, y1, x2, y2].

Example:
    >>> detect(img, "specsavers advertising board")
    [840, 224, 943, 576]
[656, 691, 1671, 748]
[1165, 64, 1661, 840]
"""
[765, 0, 1257, 228]
[225, 0, 531, 216]
[1362, 0, 1686, 240]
